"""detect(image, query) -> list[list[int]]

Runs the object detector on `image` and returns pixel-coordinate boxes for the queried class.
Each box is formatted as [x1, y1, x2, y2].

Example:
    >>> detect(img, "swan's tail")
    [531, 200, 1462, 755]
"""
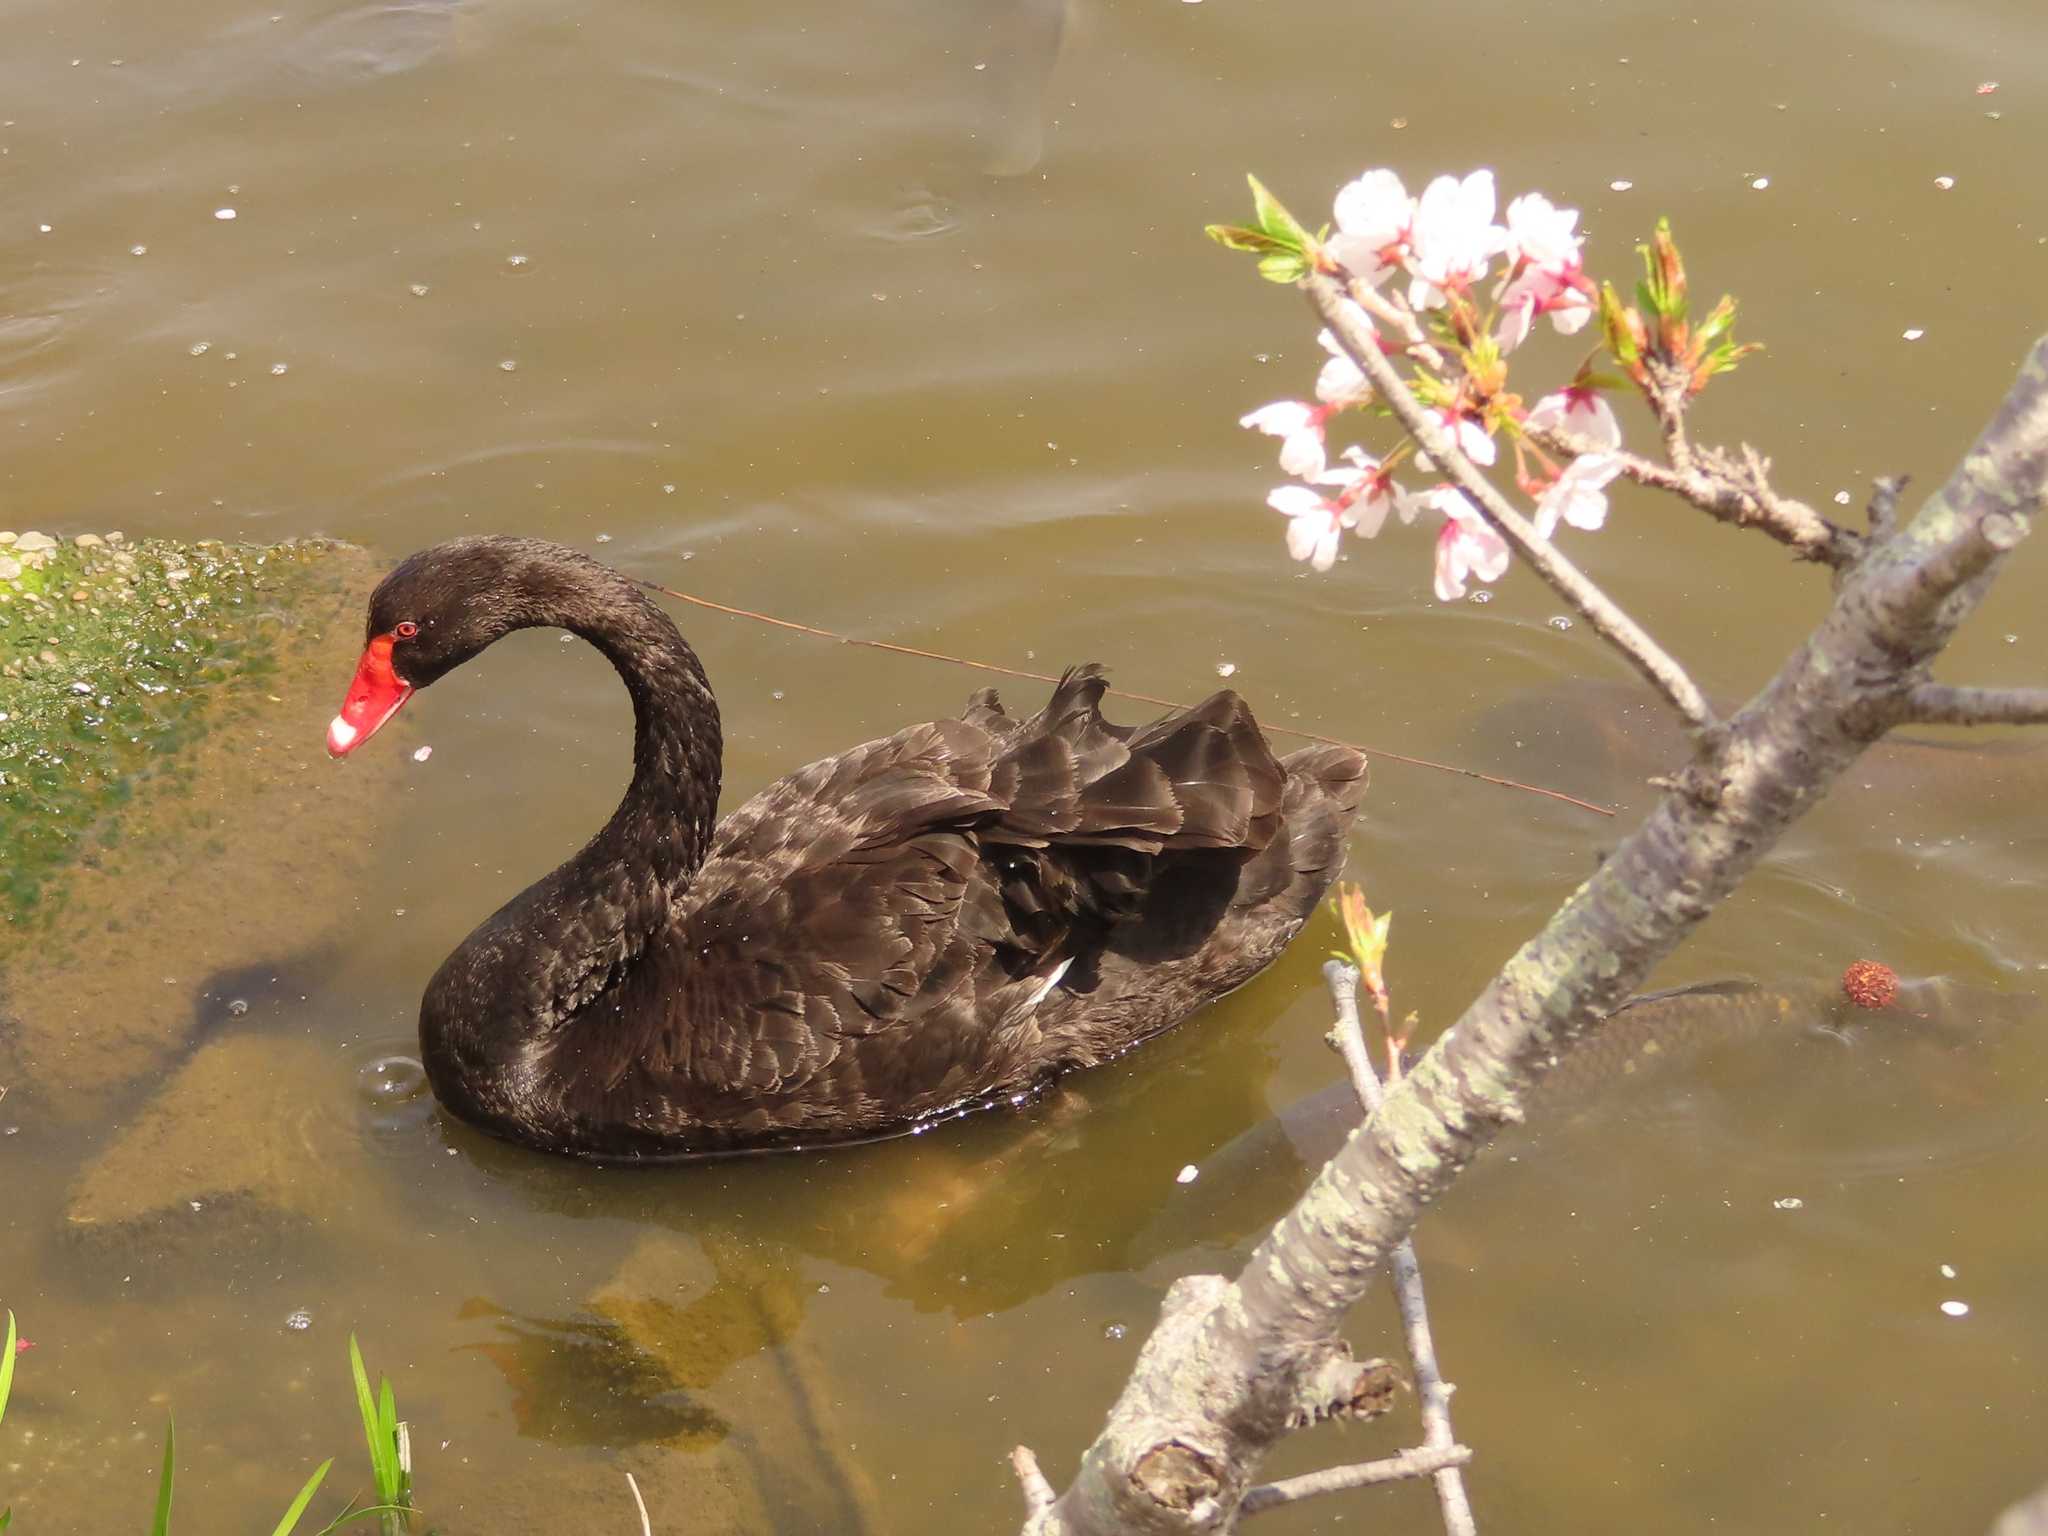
[980, 665, 1286, 856]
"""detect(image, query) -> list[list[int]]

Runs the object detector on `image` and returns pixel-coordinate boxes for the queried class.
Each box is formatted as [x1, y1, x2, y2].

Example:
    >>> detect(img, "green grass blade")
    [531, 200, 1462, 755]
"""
[347, 1336, 389, 1496]
[0, 1309, 17, 1424]
[151, 1416, 176, 1536]
[268, 1458, 334, 1536]
[2, 1504, 12, 1530]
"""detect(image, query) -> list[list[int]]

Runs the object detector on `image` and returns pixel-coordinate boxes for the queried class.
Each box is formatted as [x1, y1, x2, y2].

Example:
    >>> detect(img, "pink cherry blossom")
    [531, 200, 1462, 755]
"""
[1433, 511, 1511, 601]
[1327, 169, 1414, 287]
[1315, 328, 1369, 403]
[1533, 451, 1625, 538]
[1325, 445, 1404, 537]
[1415, 407, 1497, 470]
[1406, 171, 1509, 310]
[1497, 267, 1594, 349]
[1524, 387, 1621, 451]
[1403, 484, 1511, 601]
[1268, 484, 1352, 572]
[1494, 193, 1592, 349]
[1241, 399, 1331, 477]
[1502, 192, 1582, 270]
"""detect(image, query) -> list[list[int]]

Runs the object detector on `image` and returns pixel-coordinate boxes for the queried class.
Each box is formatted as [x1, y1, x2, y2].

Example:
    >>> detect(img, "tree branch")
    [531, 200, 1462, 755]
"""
[1305, 270, 1715, 732]
[1900, 684, 2048, 727]
[1020, 334, 2048, 1536]
[1527, 427, 1858, 567]
[1323, 962, 1478, 1536]
[1013, 1446, 1057, 1519]
[1239, 1443, 1475, 1516]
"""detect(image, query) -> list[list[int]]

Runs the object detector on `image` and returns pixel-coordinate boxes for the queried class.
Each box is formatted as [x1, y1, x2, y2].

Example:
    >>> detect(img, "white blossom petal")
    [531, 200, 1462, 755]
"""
[1240, 400, 1314, 436]
[1285, 514, 1325, 564]
[1267, 484, 1327, 517]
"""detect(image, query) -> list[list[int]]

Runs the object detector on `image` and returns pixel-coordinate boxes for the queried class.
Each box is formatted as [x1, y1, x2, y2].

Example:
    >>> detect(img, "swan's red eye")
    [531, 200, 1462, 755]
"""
[394, 621, 419, 639]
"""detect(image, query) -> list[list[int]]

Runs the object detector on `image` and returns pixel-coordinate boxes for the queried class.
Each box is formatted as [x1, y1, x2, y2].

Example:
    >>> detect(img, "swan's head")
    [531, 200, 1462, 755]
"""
[328, 536, 593, 758]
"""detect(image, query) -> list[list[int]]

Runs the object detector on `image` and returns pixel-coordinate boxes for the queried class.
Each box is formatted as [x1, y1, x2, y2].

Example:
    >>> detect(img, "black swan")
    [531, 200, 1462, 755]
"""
[327, 536, 1366, 1159]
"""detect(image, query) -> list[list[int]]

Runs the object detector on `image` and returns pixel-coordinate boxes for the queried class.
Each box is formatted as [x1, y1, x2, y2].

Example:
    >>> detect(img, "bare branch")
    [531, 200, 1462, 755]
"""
[1324, 962, 1479, 1536]
[1239, 1443, 1475, 1517]
[1012, 1445, 1057, 1519]
[1526, 427, 1858, 567]
[1867, 474, 1910, 542]
[1324, 960, 1384, 1113]
[1901, 684, 2048, 727]
[625, 1472, 652, 1536]
[1305, 270, 1715, 731]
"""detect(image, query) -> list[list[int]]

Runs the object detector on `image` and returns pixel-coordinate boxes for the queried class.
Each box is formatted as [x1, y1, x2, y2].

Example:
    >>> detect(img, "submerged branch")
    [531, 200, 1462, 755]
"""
[1239, 1443, 1474, 1516]
[1305, 270, 1714, 732]
[1901, 684, 2048, 727]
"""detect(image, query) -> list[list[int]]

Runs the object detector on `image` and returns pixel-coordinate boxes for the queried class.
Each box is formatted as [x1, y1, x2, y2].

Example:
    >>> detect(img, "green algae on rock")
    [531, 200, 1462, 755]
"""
[0, 532, 404, 1116]
[0, 532, 360, 923]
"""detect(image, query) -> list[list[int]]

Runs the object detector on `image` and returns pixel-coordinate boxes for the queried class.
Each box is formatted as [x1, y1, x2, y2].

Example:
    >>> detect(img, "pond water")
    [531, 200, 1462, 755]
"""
[3, 0, 2046, 1529]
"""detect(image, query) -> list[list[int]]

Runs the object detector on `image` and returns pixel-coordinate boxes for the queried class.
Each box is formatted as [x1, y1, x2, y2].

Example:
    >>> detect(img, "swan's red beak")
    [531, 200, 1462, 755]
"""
[328, 633, 413, 758]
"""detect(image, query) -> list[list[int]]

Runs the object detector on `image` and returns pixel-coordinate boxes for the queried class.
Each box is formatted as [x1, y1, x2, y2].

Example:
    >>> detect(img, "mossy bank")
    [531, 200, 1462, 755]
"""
[0, 530, 404, 1116]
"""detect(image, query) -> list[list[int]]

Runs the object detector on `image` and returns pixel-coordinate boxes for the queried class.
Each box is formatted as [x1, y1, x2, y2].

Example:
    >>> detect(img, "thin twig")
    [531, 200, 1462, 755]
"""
[1901, 684, 2048, 727]
[1867, 474, 1910, 543]
[1305, 270, 1715, 732]
[1240, 1443, 1475, 1515]
[1011, 1445, 1057, 1519]
[625, 1472, 651, 1536]
[1526, 427, 1853, 567]
[1324, 962, 1383, 1113]
[1324, 962, 1479, 1536]
[627, 575, 1615, 818]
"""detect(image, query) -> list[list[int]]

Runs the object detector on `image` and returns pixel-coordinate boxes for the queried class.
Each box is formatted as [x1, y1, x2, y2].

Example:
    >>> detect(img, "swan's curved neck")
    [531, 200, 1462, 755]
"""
[571, 584, 723, 893]
[420, 567, 720, 1116]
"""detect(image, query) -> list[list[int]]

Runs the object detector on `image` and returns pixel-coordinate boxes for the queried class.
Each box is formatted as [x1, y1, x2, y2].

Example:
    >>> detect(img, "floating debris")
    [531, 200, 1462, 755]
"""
[1903, 328, 1926, 341]
[214, 206, 237, 220]
[1842, 960, 1899, 1010]
[1941, 1299, 1971, 1317]
[1610, 179, 1634, 191]
[413, 745, 433, 763]
[1175, 1164, 1199, 1185]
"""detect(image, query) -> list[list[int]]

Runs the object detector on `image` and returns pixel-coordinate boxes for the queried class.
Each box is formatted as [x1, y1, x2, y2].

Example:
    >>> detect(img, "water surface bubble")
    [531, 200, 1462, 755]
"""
[359, 1053, 428, 1105]
[285, 1308, 313, 1332]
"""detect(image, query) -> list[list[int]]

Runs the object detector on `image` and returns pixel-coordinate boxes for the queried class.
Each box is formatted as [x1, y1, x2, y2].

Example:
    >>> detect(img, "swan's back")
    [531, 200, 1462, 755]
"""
[522, 667, 1365, 1159]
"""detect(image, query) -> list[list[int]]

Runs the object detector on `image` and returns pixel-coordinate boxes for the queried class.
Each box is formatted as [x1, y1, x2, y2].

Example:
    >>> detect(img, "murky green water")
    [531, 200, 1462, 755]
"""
[4, 0, 2046, 1528]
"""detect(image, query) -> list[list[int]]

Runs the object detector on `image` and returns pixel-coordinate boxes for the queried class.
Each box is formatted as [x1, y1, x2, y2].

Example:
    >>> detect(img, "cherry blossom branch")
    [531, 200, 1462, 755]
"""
[1325, 961, 1478, 1536]
[1305, 269, 1715, 731]
[1525, 426, 1857, 567]
[1239, 1444, 1476, 1516]
[1344, 274, 1444, 371]
[1900, 685, 2048, 727]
